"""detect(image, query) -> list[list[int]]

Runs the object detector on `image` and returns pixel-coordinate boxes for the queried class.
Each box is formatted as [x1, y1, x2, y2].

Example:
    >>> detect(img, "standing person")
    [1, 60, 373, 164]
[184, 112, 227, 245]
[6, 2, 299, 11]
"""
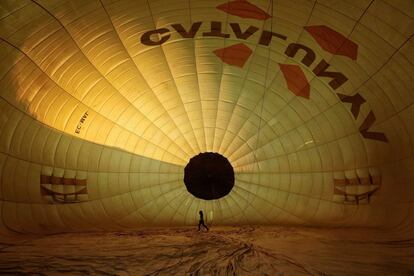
[198, 210, 209, 231]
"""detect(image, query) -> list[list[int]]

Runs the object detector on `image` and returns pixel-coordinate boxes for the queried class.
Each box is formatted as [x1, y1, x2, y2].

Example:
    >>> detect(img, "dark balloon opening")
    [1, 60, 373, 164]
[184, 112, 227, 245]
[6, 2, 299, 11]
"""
[184, 152, 234, 200]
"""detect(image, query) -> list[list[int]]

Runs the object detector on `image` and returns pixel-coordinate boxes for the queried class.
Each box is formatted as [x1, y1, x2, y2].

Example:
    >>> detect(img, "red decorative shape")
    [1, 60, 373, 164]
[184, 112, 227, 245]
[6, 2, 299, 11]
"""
[304, 25, 358, 60]
[279, 64, 310, 99]
[216, 0, 271, 20]
[213, 43, 252, 68]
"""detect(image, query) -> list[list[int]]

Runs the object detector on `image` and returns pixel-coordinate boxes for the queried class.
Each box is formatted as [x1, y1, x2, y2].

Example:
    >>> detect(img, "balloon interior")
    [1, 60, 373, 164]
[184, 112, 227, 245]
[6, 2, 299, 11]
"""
[0, 0, 413, 274]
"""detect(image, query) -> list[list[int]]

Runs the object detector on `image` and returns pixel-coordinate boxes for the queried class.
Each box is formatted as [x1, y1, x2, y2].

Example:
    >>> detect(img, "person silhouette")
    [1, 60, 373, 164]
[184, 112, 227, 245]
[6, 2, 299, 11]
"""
[198, 210, 209, 231]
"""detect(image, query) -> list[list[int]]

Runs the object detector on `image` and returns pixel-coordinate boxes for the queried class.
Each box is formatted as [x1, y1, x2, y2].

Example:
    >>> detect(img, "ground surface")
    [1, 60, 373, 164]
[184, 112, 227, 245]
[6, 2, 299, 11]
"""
[0, 226, 413, 275]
